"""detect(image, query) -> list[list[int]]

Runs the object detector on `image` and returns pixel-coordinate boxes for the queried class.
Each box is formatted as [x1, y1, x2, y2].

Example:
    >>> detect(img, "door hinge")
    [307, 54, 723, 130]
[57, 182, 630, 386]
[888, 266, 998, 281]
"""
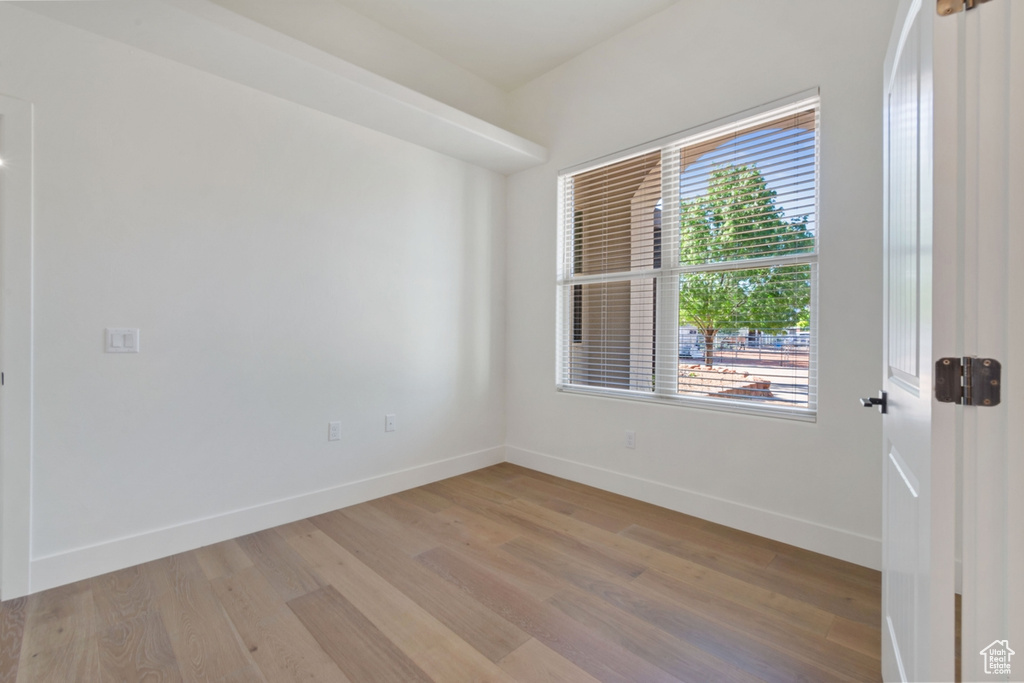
[935, 357, 1001, 406]
[937, 0, 992, 16]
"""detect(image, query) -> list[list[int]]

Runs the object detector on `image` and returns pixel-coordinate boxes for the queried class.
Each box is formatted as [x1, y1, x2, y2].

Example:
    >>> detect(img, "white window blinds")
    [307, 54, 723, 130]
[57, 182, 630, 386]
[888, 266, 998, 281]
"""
[557, 95, 819, 419]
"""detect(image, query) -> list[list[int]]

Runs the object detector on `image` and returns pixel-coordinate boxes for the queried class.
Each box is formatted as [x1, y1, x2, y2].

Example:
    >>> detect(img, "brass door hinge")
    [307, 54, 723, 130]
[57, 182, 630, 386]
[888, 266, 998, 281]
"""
[935, 357, 1002, 406]
[938, 0, 993, 16]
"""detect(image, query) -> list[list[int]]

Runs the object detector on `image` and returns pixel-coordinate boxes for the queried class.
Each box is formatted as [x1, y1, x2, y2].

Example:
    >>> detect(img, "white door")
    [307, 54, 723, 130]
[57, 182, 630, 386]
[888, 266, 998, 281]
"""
[881, 0, 956, 680]
[883, 1, 1021, 681]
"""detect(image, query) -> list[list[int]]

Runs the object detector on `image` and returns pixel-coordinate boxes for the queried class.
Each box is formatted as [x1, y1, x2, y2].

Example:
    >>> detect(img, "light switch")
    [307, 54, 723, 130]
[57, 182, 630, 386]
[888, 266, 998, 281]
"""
[106, 328, 140, 353]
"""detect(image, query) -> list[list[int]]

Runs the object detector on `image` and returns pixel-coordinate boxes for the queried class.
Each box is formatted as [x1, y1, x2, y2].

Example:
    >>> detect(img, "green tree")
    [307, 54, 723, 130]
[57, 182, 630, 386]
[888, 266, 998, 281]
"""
[679, 164, 813, 367]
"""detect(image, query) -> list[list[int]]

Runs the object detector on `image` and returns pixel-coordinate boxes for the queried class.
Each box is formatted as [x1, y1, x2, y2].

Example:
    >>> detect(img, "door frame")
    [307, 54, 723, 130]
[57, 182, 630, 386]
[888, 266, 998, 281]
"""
[0, 93, 33, 600]
[1007, 1, 1024, 664]
[956, 2, 1023, 679]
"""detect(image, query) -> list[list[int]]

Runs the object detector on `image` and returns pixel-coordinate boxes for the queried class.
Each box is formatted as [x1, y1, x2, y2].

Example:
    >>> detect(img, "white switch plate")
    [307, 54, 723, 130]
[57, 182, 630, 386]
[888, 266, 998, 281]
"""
[106, 328, 140, 353]
[385, 414, 396, 432]
[328, 421, 341, 441]
[625, 430, 636, 449]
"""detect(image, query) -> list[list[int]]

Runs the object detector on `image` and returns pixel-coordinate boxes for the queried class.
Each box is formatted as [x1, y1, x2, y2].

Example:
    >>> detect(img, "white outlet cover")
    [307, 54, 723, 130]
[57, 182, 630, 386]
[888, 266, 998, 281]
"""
[625, 430, 636, 449]
[328, 421, 341, 441]
[106, 328, 140, 353]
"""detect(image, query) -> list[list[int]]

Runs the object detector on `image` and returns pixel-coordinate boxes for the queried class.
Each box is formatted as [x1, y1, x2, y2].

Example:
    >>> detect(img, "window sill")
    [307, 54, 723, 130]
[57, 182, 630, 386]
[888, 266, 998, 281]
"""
[556, 384, 817, 423]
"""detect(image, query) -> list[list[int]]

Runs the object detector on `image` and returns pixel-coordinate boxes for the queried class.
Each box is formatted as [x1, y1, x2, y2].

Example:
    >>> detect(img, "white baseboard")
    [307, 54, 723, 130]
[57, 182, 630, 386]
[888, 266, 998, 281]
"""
[506, 445, 881, 570]
[30, 446, 505, 593]
[29, 442, 881, 593]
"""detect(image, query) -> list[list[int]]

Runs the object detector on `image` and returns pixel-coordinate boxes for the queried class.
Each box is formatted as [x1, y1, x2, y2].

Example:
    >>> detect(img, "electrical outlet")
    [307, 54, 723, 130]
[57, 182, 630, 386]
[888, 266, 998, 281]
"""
[385, 413, 396, 432]
[625, 430, 636, 449]
[328, 421, 341, 441]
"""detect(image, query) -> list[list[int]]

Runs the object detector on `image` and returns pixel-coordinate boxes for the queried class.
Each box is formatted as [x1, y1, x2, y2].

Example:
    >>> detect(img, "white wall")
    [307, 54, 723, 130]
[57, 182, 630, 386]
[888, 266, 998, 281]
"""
[0, 0, 901, 594]
[0, 6, 507, 593]
[505, 0, 898, 568]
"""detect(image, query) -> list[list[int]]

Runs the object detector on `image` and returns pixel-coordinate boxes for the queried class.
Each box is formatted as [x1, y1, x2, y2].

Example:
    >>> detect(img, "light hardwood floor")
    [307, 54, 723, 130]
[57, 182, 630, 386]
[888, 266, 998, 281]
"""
[0, 463, 882, 681]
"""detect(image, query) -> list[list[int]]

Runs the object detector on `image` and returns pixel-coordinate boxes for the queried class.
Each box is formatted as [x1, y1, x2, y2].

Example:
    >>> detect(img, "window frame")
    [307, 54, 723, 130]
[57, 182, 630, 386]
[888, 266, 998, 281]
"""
[555, 90, 821, 422]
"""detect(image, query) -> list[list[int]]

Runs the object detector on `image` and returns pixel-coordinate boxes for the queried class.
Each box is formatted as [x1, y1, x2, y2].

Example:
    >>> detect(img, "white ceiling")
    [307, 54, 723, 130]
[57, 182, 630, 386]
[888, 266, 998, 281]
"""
[259, 0, 679, 92]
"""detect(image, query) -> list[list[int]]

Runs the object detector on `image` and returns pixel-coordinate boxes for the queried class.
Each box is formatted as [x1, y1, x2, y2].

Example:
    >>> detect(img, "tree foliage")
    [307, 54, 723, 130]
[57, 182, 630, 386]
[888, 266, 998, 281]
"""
[678, 164, 813, 366]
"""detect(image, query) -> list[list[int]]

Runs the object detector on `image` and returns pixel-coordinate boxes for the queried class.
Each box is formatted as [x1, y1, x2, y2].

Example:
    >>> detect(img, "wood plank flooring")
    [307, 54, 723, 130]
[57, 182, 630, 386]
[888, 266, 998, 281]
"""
[0, 463, 882, 681]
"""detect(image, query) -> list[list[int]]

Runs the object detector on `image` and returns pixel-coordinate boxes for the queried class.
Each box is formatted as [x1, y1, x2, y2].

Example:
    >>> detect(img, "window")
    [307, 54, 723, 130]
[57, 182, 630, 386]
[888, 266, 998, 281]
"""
[557, 94, 819, 420]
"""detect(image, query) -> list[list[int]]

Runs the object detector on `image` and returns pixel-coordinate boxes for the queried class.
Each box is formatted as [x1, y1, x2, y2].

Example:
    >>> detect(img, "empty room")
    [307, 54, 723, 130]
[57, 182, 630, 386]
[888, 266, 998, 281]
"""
[0, 0, 1019, 681]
